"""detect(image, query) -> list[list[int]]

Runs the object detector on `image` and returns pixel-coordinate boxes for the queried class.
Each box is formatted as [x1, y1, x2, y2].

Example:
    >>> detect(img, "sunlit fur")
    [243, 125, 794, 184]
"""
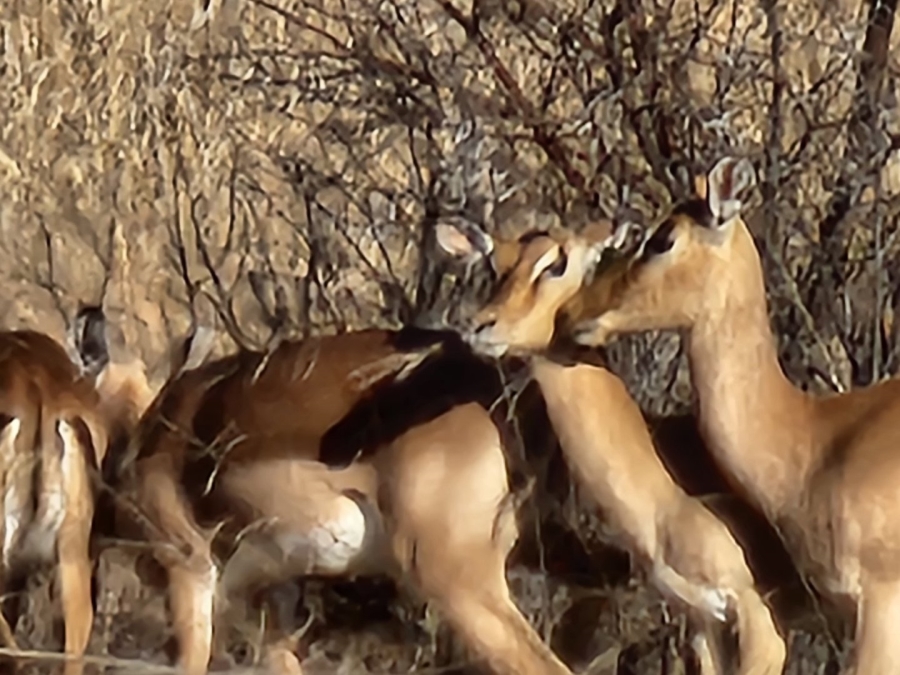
[557, 204, 742, 342]
[435, 218, 787, 675]
[114, 322, 575, 675]
[556, 156, 900, 675]
[462, 224, 611, 356]
[0, 329, 114, 675]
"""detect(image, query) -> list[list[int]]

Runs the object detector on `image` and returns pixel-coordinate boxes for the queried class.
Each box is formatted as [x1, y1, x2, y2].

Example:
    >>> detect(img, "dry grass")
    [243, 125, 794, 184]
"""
[1, 0, 899, 671]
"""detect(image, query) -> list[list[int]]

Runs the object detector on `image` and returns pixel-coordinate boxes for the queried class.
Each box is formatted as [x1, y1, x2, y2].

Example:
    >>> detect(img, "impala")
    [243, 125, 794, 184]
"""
[434, 218, 786, 675]
[0, 317, 150, 675]
[544, 154, 900, 675]
[110, 305, 586, 675]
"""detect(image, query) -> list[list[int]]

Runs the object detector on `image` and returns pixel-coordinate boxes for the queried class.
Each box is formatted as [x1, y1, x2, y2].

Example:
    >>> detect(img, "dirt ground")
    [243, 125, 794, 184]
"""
[6, 510, 850, 674]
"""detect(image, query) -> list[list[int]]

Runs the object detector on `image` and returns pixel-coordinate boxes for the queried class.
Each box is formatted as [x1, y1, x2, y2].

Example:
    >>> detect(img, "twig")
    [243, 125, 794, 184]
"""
[434, 0, 590, 193]
[0, 648, 178, 673]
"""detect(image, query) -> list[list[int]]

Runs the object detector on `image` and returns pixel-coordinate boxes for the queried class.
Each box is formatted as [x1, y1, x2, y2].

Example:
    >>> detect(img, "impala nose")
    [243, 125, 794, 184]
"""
[465, 316, 494, 343]
[461, 315, 507, 357]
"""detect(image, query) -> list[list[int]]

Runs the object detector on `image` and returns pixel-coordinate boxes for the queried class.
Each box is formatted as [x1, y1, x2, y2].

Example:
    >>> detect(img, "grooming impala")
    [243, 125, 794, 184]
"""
[434, 219, 786, 675]
[0, 316, 152, 675]
[111, 304, 581, 675]
[545, 154, 900, 675]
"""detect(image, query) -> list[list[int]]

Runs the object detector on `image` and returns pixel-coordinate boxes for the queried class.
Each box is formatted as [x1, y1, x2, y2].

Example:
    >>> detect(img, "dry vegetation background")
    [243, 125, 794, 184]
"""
[1, 0, 899, 672]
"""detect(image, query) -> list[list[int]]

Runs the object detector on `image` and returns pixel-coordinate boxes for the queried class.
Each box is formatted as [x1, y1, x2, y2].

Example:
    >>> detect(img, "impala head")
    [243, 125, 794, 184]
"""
[70, 304, 109, 378]
[434, 218, 638, 357]
[559, 155, 760, 346]
[69, 304, 156, 431]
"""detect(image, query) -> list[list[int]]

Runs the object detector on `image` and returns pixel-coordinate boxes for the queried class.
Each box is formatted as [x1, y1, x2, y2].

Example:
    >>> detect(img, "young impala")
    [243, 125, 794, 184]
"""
[109, 304, 581, 675]
[0, 317, 151, 675]
[433, 219, 787, 675]
[544, 154, 900, 675]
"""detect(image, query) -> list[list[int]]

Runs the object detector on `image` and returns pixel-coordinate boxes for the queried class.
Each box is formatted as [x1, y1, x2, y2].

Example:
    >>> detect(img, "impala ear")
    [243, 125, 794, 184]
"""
[434, 219, 495, 263]
[584, 220, 643, 266]
[706, 157, 757, 229]
[694, 174, 709, 200]
[606, 220, 644, 255]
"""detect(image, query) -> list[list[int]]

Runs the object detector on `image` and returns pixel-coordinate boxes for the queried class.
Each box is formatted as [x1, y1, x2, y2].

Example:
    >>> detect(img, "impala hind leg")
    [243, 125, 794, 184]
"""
[384, 404, 571, 675]
[731, 588, 786, 675]
[57, 521, 93, 675]
[690, 625, 725, 675]
[400, 484, 571, 675]
[413, 539, 572, 675]
[0, 418, 22, 655]
[167, 558, 217, 675]
[138, 460, 216, 675]
[849, 579, 900, 675]
[691, 588, 785, 675]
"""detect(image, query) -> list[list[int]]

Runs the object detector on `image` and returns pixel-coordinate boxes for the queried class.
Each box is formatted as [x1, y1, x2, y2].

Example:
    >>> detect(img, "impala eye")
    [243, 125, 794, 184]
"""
[542, 250, 568, 278]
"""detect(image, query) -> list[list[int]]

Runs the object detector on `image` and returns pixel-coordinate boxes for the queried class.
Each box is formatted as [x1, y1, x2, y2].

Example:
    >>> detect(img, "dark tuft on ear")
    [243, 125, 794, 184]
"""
[71, 305, 109, 377]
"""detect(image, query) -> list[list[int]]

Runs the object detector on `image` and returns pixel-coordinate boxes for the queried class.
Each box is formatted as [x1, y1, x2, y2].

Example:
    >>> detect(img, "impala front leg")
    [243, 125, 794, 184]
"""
[850, 578, 900, 675]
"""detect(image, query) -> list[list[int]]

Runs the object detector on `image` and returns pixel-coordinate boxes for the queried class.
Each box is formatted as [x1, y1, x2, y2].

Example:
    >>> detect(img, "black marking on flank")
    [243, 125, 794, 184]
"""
[642, 219, 676, 259]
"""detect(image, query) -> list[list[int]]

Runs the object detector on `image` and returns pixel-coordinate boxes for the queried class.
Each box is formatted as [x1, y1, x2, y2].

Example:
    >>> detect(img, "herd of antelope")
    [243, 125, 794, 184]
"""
[1, 154, 897, 675]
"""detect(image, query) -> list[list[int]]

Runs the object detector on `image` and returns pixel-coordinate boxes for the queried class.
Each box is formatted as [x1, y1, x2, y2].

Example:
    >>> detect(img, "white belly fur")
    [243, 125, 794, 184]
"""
[215, 458, 390, 595]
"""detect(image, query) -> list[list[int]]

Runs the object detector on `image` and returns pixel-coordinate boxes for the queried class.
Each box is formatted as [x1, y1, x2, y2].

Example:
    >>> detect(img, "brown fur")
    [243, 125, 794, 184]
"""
[434, 220, 787, 675]
[0, 330, 114, 675]
[556, 155, 900, 675]
[117, 326, 574, 675]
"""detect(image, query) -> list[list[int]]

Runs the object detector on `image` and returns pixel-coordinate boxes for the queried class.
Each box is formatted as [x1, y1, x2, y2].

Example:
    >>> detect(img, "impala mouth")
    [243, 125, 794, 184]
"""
[462, 331, 509, 359]
[571, 317, 613, 347]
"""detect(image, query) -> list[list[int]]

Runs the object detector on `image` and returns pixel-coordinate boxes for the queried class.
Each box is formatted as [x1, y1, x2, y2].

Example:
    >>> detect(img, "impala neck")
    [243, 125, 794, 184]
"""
[686, 228, 815, 520]
[528, 356, 681, 532]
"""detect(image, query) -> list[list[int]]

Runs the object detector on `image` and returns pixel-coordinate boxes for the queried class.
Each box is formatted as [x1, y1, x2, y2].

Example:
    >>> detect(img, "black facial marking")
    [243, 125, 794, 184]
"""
[541, 248, 568, 279]
[642, 220, 676, 258]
